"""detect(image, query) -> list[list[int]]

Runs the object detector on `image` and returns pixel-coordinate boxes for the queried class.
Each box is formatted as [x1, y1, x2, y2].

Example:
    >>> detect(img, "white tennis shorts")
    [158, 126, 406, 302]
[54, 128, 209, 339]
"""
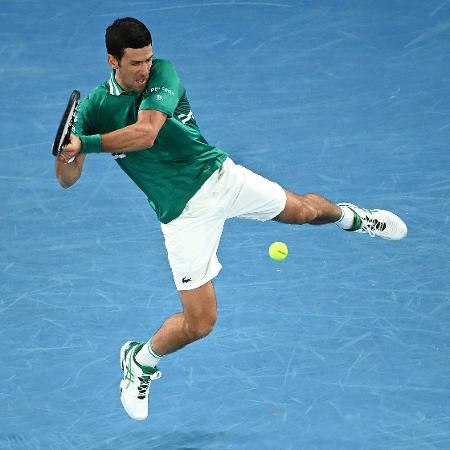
[161, 157, 286, 290]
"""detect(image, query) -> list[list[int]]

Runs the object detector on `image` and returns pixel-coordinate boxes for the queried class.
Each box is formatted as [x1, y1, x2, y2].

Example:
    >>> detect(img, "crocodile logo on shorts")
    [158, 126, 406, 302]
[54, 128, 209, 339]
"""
[182, 277, 192, 283]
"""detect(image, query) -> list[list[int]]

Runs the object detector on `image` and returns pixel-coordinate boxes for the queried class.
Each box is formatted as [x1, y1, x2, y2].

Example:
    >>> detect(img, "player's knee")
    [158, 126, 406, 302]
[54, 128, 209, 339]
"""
[186, 313, 217, 341]
[302, 193, 322, 204]
[296, 197, 319, 224]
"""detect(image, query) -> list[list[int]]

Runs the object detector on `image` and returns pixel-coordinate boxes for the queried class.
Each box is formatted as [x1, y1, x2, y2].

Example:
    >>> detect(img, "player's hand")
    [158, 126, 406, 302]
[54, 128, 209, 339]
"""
[59, 134, 82, 163]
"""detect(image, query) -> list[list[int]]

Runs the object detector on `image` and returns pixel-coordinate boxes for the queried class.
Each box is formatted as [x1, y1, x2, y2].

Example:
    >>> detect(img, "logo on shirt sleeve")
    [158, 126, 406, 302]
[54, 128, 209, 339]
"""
[149, 86, 175, 95]
[177, 111, 194, 124]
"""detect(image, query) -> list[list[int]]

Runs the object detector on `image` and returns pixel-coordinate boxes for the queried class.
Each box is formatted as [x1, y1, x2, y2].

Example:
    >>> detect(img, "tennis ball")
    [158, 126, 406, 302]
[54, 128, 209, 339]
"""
[268, 241, 288, 261]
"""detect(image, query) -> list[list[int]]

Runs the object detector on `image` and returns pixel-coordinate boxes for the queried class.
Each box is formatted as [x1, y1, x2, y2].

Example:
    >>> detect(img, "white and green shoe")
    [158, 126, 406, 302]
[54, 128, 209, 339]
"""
[338, 203, 408, 240]
[120, 340, 161, 420]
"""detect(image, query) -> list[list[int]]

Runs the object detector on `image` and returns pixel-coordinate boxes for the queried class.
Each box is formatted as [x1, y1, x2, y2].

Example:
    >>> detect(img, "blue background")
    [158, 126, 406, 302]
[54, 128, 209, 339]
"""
[1, 1, 449, 449]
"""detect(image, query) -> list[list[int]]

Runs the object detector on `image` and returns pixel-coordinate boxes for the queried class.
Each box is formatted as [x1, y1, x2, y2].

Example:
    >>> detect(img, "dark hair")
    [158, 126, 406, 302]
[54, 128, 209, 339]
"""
[105, 17, 152, 60]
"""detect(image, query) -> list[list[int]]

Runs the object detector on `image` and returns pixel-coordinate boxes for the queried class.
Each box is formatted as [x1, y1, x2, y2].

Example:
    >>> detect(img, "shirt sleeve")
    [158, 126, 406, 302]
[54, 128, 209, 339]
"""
[139, 60, 183, 117]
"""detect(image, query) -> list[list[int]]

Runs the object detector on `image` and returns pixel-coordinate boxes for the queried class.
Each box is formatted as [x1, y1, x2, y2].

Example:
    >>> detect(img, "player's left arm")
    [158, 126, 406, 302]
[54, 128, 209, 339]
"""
[60, 109, 167, 160]
[101, 109, 167, 152]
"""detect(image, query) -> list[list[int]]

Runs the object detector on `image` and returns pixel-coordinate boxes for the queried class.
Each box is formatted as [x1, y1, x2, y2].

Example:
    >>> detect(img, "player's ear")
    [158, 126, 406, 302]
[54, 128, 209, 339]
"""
[107, 54, 119, 69]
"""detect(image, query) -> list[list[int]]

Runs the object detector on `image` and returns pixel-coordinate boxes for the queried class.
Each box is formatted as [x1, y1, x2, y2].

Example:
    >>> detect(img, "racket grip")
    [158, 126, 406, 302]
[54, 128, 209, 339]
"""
[63, 133, 72, 145]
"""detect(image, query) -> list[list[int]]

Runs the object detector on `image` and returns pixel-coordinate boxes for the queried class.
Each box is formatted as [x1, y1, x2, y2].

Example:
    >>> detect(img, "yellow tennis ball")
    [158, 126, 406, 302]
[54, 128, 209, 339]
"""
[269, 241, 288, 261]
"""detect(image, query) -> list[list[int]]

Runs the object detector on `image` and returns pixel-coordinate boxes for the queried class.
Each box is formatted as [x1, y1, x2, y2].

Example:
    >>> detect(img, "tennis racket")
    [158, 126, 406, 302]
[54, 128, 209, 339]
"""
[52, 90, 81, 162]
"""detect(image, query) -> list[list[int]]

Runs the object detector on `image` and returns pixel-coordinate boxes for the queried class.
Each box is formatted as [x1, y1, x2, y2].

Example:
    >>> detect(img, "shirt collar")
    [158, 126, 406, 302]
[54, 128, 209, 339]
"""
[108, 70, 124, 96]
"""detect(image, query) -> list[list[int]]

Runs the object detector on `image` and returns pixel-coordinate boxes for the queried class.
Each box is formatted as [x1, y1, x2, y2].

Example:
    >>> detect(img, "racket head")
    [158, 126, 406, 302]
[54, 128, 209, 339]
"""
[52, 90, 81, 157]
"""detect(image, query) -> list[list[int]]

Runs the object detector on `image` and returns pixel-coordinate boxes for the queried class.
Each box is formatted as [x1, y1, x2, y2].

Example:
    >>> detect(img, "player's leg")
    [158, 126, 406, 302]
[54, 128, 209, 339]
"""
[120, 287, 218, 422]
[219, 159, 336, 225]
[273, 190, 407, 239]
[273, 190, 341, 225]
[119, 282, 218, 421]
[150, 281, 218, 355]
[221, 158, 407, 240]
[119, 171, 227, 421]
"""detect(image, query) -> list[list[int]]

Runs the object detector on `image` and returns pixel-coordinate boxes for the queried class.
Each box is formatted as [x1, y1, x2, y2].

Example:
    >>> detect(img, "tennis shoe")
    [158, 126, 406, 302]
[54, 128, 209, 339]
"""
[338, 203, 407, 240]
[120, 340, 161, 420]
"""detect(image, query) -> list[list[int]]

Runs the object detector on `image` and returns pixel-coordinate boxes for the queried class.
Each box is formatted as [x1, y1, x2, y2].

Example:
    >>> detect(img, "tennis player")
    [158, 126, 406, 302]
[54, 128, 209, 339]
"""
[55, 17, 407, 420]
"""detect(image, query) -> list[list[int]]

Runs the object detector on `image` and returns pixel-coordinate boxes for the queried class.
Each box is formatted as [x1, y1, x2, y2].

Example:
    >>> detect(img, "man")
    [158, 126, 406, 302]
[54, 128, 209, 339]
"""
[56, 17, 407, 421]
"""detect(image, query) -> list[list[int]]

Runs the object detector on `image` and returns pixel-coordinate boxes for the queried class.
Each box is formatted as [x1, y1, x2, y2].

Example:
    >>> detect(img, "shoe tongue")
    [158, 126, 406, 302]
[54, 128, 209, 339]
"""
[132, 352, 158, 374]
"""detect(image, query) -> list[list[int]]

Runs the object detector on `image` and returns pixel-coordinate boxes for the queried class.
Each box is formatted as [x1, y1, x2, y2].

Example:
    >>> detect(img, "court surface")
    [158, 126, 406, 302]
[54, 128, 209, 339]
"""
[1, 1, 450, 449]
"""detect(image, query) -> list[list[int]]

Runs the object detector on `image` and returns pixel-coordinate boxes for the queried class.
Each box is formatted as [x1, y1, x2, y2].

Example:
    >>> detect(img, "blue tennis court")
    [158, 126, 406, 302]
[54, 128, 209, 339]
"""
[2, 1, 449, 449]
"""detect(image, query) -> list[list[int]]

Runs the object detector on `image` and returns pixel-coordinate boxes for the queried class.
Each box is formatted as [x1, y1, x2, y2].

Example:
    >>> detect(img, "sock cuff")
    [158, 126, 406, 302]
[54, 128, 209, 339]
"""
[335, 208, 345, 223]
[335, 205, 355, 230]
[148, 339, 163, 358]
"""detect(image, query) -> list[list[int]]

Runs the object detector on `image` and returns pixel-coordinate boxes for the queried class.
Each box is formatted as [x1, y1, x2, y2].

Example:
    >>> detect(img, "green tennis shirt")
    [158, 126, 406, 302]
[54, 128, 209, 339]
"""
[73, 58, 227, 223]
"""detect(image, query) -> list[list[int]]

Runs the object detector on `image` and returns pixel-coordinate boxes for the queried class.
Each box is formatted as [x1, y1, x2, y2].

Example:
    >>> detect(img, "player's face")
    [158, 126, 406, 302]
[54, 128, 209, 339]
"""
[108, 45, 153, 92]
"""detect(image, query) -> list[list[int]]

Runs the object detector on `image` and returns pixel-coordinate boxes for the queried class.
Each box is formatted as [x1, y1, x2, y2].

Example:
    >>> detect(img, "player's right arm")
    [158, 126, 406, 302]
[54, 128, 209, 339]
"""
[55, 96, 91, 189]
[55, 142, 86, 189]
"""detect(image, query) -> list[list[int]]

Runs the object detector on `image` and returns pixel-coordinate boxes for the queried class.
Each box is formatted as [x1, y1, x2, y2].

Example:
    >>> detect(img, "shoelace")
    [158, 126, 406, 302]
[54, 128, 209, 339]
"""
[361, 213, 387, 237]
[137, 376, 149, 399]
[137, 371, 162, 400]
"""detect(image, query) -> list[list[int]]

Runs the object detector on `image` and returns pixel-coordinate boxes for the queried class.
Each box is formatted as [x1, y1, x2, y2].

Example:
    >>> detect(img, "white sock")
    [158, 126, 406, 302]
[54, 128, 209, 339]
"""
[335, 205, 355, 230]
[135, 338, 161, 368]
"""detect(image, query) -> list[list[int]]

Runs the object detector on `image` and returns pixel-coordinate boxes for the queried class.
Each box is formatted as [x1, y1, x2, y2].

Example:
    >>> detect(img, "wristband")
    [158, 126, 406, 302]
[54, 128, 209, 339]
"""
[80, 134, 102, 153]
